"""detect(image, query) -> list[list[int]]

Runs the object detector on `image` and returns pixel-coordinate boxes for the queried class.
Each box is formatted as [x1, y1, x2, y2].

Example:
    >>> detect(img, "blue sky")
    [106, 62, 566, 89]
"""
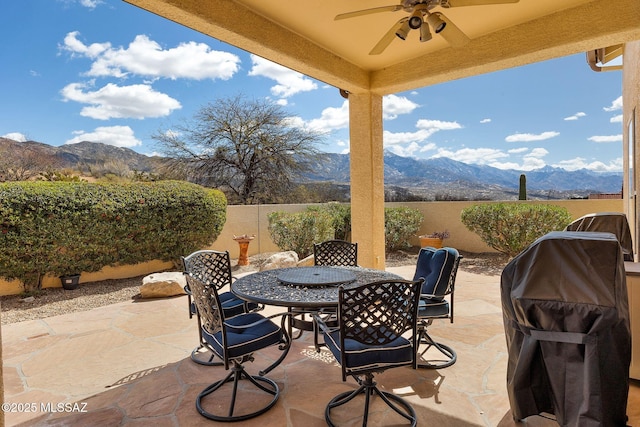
[1, 0, 624, 172]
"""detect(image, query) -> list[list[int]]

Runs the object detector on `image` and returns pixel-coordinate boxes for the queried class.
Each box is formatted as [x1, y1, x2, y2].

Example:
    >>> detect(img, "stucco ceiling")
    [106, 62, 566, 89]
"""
[124, 0, 640, 94]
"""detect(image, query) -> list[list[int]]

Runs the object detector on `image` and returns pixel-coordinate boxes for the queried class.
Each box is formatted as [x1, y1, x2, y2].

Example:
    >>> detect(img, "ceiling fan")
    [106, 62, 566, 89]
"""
[335, 0, 520, 55]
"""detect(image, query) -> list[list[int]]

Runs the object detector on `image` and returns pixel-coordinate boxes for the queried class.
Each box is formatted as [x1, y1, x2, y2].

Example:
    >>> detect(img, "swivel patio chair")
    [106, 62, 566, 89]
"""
[314, 239, 358, 267]
[186, 271, 288, 422]
[182, 250, 259, 366]
[412, 246, 462, 369]
[315, 278, 423, 427]
[303, 239, 358, 348]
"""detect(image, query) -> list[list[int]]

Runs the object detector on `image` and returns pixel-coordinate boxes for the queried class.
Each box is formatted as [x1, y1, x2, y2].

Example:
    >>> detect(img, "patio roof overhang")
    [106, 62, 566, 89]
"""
[123, 0, 640, 268]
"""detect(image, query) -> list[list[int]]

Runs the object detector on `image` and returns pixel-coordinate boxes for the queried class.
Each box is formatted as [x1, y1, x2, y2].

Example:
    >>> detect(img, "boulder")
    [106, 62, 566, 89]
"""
[260, 251, 299, 271]
[140, 272, 187, 299]
[297, 254, 315, 267]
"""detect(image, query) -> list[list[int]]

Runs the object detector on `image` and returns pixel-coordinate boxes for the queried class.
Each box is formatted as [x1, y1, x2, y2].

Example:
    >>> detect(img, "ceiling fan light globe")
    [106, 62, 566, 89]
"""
[395, 21, 411, 40]
[427, 13, 447, 33]
[420, 24, 432, 42]
[408, 15, 423, 29]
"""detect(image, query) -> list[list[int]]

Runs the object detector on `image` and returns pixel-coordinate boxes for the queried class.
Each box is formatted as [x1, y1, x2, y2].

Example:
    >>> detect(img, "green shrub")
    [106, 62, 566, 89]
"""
[0, 181, 226, 291]
[267, 210, 334, 258]
[460, 203, 572, 258]
[384, 206, 424, 251]
[307, 202, 351, 241]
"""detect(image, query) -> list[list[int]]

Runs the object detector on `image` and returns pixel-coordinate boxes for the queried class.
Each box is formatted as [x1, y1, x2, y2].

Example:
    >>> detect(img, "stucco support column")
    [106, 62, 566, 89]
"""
[349, 92, 386, 270]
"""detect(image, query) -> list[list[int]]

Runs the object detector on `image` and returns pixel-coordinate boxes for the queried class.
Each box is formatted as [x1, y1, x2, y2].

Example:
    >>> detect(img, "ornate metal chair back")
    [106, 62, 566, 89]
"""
[182, 250, 233, 291]
[314, 240, 358, 266]
[185, 273, 225, 344]
[337, 279, 422, 373]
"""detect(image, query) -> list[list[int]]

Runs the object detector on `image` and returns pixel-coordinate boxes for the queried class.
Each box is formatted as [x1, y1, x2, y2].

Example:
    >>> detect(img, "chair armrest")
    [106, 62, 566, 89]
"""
[312, 313, 337, 335]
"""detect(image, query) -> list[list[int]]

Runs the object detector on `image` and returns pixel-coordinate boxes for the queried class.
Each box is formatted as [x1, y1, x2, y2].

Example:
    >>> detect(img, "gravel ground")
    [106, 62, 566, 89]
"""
[0, 250, 509, 325]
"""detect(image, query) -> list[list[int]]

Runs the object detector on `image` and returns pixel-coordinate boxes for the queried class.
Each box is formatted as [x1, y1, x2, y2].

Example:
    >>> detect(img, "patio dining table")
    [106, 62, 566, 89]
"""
[231, 266, 403, 373]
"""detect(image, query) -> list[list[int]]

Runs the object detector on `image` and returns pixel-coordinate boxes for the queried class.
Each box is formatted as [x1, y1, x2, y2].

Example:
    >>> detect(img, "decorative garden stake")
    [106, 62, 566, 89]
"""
[233, 234, 255, 266]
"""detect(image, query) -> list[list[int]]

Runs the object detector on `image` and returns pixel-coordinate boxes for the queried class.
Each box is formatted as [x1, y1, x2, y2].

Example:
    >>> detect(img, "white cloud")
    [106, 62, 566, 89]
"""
[249, 55, 317, 98]
[305, 101, 350, 132]
[480, 118, 491, 124]
[61, 32, 240, 81]
[508, 147, 528, 154]
[383, 94, 419, 120]
[604, 96, 623, 112]
[78, 0, 103, 8]
[588, 134, 623, 143]
[61, 82, 181, 120]
[386, 141, 426, 157]
[1, 132, 27, 142]
[553, 157, 622, 172]
[505, 131, 559, 142]
[65, 125, 142, 148]
[416, 119, 462, 131]
[433, 147, 509, 165]
[384, 129, 436, 146]
[610, 114, 623, 123]
[564, 112, 586, 121]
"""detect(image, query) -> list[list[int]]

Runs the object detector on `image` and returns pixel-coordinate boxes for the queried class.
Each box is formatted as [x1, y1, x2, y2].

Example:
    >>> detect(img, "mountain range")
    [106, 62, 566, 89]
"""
[0, 138, 622, 200]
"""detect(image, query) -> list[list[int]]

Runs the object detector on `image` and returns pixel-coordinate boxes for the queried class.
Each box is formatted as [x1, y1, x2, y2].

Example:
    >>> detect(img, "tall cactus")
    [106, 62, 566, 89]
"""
[519, 173, 527, 200]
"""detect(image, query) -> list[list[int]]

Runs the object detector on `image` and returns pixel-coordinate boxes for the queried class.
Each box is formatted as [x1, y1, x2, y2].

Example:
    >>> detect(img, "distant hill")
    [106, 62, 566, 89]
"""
[0, 138, 160, 172]
[0, 138, 622, 200]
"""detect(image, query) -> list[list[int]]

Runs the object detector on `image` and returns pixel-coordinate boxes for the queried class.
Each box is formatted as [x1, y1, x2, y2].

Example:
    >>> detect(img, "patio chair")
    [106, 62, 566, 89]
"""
[302, 239, 358, 349]
[314, 239, 358, 267]
[182, 250, 259, 366]
[564, 211, 634, 261]
[315, 278, 423, 427]
[412, 246, 462, 369]
[186, 271, 288, 422]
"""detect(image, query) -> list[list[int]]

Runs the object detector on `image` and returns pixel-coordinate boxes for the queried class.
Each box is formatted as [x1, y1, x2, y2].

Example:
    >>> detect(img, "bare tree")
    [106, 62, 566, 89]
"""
[153, 95, 326, 204]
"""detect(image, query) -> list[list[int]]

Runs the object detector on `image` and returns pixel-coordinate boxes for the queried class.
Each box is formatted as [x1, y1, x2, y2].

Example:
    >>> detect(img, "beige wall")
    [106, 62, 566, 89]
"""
[0, 199, 624, 295]
[624, 41, 640, 259]
[212, 199, 624, 257]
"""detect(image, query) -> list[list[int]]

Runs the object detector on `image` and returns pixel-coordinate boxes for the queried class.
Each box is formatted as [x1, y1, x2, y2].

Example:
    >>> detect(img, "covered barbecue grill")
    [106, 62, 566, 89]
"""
[501, 231, 631, 426]
[565, 212, 634, 261]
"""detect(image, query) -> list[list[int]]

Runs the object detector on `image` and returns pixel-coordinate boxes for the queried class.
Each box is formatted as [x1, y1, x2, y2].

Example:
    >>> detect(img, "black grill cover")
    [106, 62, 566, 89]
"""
[501, 231, 631, 426]
[565, 212, 634, 261]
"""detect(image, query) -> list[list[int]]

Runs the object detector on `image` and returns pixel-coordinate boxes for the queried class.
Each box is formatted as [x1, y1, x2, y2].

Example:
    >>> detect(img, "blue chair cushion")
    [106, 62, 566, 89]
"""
[219, 291, 259, 318]
[418, 298, 450, 318]
[202, 312, 282, 359]
[413, 247, 457, 300]
[324, 327, 413, 372]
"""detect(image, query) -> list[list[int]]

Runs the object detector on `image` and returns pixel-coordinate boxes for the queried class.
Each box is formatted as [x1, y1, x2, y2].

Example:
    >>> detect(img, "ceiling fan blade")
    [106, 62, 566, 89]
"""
[436, 12, 470, 47]
[369, 18, 406, 55]
[446, 0, 519, 6]
[335, 5, 404, 20]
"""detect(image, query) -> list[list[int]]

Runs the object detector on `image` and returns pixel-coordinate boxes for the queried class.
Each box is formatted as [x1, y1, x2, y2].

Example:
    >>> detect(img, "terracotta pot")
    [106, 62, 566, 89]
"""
[419, 236, 443, 249]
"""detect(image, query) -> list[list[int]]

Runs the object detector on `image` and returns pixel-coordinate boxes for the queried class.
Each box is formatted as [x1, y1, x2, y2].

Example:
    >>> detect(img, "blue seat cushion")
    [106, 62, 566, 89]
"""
[419, 298, 450, 318]
[413, 247, 457, 301]
[324, 327, 413, 372]
[219, 291, 258, 318]
[202, 312, 282, 359]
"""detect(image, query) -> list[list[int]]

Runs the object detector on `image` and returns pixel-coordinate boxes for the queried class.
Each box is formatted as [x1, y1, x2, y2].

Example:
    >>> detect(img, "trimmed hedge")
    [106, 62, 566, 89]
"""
[0, 181, 226, 291]
[460, 202, 572, 258]
[268, 204, 423, 256]
[267, 210, 334, 258]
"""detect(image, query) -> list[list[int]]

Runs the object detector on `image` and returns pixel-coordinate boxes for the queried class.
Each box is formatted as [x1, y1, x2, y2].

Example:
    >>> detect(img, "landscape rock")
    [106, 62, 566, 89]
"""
[297, 255, 315, 267]
[260, 251, 299, 271]
[140, 272, 186, 299]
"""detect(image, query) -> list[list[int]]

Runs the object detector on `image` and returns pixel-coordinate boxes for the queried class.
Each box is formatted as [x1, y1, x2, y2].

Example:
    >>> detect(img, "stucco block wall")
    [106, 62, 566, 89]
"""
[624, 40, 640, 255]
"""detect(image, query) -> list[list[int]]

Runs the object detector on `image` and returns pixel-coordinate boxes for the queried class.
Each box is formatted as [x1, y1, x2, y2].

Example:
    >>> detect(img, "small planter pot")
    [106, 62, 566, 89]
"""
[419, 236, 443, 249]
[60, 274, 81, 290]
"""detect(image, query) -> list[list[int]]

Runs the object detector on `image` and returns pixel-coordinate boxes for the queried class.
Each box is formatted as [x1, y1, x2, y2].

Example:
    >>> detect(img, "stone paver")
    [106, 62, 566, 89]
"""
[1, 267, 638, 427]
